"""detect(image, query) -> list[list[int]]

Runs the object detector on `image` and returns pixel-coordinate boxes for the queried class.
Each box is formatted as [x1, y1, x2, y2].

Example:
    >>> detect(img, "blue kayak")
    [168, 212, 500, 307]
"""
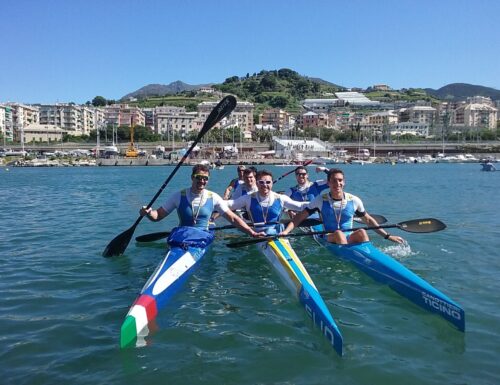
[315, 236, 465, 332]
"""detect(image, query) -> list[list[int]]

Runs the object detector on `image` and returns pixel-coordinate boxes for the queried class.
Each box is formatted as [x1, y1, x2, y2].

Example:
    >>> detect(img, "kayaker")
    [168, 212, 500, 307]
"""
[226, 169, 309, 235]
[230, 168, 258, 199]
[281, 168, 405, 244]
[223, 164, 246, 199]
[284, 165, 329, 218]
[140, 164, 265, 241]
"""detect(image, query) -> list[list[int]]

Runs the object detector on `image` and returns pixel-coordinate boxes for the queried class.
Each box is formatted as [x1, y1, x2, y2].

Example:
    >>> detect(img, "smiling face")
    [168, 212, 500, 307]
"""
[243, 170, 256, 187]
[295, 168, 309, 186]
[191, 170, 210, 193]
[327, 171, 345, 199]
[256, 174, 273, 196]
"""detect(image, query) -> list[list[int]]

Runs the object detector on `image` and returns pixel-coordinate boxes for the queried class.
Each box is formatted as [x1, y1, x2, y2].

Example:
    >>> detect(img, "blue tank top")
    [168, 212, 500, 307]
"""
[289, 181, 329, 202]
[320, 192, 356, 231]
[177, 189, 214, 229]
[248, 192, 283, 235]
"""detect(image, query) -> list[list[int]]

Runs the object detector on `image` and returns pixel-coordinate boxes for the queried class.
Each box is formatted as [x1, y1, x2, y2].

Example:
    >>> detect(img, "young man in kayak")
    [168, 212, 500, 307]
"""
[284, 165, 329, 218]
[230, 167, 258, 199]
[226, 169, 309, 235]
[281, 168, 405, 244]
[140, 164, 264, 239]
[223, 164, 246, 199]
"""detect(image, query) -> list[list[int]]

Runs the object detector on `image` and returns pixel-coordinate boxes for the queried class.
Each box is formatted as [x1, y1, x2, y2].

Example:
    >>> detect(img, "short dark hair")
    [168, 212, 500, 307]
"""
[192, 164, 210, 175]
[295, 166, 308, 174]
[256, 169, 273, 180]
[327, 168, 344, 181]
[243, 168, 256, 176]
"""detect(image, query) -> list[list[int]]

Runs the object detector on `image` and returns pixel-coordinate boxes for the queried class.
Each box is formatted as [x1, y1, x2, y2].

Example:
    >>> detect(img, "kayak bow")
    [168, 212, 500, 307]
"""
[120, 244, 209, 348]
[256, 237, 343, 355]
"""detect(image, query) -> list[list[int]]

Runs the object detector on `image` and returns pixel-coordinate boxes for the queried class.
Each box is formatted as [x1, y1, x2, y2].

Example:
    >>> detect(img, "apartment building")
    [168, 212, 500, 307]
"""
[157, 111, 199, 137]
[259, 108, 290, 130]
[367, 111, 398, 126]
[453, 102, 497, 129]
[197, 100, 254, 132]
[297, 111, 329, 129]
[6, 103, 40, 132]
[37, 104, 104, 136]
[0, 105, 13, 142]
[398, 105, 436, 125]
[103, 104, 145, 128]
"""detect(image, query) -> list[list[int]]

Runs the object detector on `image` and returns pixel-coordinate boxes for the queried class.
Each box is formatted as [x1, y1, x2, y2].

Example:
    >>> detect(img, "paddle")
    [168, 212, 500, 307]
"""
[272, 159, 313, 184]
[226, 218, 446, 248]
[102, 96, 237, 257]
[135, 218, 324, 243]
[354, 214, 387, 224]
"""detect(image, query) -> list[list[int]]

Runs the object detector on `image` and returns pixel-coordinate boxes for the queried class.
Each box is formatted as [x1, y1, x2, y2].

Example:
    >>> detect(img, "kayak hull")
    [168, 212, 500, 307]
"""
[120, 245, 208, 348]
[315, 236, 465, 332]
[257, 238, 343, 356]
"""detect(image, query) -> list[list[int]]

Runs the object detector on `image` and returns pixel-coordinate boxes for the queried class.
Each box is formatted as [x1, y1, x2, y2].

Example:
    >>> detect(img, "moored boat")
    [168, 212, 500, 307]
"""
[120, 243, 210, 348]
[255, 238, 343, 355]
[314, 236, 465, 332]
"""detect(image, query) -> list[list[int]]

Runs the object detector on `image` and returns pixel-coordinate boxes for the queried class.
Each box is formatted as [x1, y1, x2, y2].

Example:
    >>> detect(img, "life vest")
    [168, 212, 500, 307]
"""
[248, 192, 283, 235]
[289, 181, 328, 202]
[320, 192, 356, 232]
[177, 189, 214, 229]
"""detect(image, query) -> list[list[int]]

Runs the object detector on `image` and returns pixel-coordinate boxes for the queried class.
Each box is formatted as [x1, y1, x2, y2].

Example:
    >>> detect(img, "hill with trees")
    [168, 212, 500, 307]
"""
[424, 83, 500, 101]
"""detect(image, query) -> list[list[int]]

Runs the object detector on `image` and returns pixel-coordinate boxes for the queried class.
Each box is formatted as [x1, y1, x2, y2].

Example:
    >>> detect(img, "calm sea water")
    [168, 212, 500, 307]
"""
[1, 163, 499, 385]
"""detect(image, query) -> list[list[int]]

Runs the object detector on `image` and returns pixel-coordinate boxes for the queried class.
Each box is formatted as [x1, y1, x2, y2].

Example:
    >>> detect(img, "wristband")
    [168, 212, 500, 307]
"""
[384, 233, 391, 239]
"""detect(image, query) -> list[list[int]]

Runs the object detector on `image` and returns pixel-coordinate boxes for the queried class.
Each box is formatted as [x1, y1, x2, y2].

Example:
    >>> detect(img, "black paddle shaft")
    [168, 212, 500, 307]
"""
[102, 96, 237, 257]
[226, 218, 446, 248]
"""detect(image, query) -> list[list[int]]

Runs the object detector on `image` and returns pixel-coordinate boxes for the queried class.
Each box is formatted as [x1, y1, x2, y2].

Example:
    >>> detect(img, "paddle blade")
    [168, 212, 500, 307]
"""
[102, 224, 137, 257]
[135, 231, 169, 243]
[398, 218, 446, 233]
[200, 95, 237, 136]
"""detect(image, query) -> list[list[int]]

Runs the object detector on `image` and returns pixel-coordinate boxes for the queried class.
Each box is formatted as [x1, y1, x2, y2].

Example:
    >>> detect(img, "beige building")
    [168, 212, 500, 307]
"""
[6, 103, 39, 131]
[398, 105, 436, 125]
[157, 112, 199, 137]
[197, 100, 254, 132]
[259, 108, 290, 130]
[453, 102, 497, 129]
[21, 124, 66, 143]
[367, 111, 398, 125]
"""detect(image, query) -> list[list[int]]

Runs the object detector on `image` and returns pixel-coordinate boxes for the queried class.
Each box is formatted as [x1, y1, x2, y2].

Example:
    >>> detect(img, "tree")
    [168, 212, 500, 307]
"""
[270, 95, 288, 108]
[92, 96, 107, 107]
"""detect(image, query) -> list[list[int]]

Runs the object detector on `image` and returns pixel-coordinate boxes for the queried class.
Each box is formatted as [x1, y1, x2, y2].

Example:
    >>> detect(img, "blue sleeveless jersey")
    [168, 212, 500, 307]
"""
[320, 192, 356, 232]
[177, 189, 214, 229]
[289, 181, 329, 202]
[248, 192, 283, 235]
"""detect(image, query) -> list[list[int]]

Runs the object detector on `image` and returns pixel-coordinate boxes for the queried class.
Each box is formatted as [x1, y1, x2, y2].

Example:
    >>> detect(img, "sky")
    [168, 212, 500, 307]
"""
[1, 0, 499, 104]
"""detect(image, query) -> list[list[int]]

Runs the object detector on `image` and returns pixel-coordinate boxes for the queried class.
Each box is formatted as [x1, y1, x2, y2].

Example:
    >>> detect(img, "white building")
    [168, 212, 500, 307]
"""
[38, 104, 105, 136]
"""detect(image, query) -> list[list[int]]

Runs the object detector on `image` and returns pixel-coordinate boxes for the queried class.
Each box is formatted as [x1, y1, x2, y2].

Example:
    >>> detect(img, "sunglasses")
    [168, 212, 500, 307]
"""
[258, 180, 272, 185]
[193, 174, 209, 182]
[296, 173, 307, 176]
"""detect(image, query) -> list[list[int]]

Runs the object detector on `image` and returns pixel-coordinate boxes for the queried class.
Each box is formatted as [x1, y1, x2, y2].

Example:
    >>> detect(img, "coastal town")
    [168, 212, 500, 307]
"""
[1, 81, 499, 168]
